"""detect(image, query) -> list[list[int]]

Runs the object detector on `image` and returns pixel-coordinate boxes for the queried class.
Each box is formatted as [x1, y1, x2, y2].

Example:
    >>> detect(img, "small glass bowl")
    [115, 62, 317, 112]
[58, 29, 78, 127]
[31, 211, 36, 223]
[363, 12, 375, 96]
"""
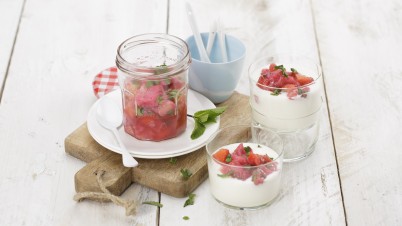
[206, 125, 283, 209]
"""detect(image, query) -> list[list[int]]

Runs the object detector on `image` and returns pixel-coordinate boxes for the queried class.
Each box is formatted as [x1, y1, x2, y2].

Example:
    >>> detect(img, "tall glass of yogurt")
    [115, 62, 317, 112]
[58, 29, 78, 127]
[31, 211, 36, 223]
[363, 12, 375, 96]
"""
[249, 55, 323, 162]
[206, 125, 283, 209]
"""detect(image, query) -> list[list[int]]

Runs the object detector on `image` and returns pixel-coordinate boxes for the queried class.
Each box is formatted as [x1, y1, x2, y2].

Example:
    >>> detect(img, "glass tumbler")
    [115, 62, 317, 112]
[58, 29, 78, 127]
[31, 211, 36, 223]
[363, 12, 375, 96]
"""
[249, 55, 323, 162]
[116, 34, 191, 141]
[206, 125, 283, 209]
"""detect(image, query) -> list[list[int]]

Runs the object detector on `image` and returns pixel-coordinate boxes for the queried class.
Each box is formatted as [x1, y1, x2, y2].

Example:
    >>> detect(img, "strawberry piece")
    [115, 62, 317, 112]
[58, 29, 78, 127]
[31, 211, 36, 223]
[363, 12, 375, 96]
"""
[251, 168, 267, 185]
[257, 76, 271, 91]
[282, 84, 297, 90]
[233, 143, 246, 156]
[287, 88, 298, 99]
[221, 160, 252, 180]
[135, 84, 164, 108]
[248, 152, 262, 166]
[220, 165, 233, 176]
[283, 84, 298, 100]
[282, 76, 300, 87]
[213, 149, 230, 163]
[230, 153, 249, 165]
[295, 74, 314, 86]
[234, 168, 253, 180]
[288, 71, 297, 79]
[260, 154, 272, 164]
[124, 80, 141, 95]
[158, 100, 176, 116]
[231, 167, 253, 180]
[260, 68, 270, 76]
[170, 77, 185, 89]
[259, 165, 273, 175]
[268, 63, 277, 72]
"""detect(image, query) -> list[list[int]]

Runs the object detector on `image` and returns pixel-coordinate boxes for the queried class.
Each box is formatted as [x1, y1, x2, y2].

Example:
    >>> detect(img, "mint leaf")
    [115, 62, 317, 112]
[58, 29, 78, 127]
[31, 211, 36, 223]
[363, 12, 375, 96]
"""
[145, 80, 155, 88]
[218, 171, 234, 178]
[136, 107, 144, 116]
[168, 89, 178, 100]
[157, 95, 163, 104]
[155, 63, 168, 75]
[194, 112, 209, 123]
[290, 68, 298, 73]
[190, 107, 227, 140]
[271, 89, 281, 96]
[180, 168, 192, 180]
[183, 216, 190, 220]
[184, 193, 196, 207]
[190, 120, 206, 140]
[274, 65, 288, 77]
[142, 201, 163, 208]
[225, 154, 232, 163]
[169, 157, 177, 164]
[194, 107, 227, 119]
[244, 146, 251, 156]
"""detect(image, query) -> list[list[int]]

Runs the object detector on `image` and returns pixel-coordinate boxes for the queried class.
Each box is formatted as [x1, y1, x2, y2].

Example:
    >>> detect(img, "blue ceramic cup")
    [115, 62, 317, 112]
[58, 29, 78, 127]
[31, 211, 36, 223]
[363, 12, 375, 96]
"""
[186, 33, 246, 103]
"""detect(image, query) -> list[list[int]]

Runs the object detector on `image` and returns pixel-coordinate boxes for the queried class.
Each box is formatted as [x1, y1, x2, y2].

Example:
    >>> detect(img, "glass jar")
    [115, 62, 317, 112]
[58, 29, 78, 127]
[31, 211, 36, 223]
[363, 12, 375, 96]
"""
[116, 34, 191, 141]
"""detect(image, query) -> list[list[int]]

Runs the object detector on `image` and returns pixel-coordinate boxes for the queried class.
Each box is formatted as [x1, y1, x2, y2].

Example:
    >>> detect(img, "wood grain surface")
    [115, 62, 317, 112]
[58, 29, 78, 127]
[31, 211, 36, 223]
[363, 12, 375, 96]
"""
[66, 92, 250, 198]
[0, 0, 24, 96]
[312, 0, 402, 225]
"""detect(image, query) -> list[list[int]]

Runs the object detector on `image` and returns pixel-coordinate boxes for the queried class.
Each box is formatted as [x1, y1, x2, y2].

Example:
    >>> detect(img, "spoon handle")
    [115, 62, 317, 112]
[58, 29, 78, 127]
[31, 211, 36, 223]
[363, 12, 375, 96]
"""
[112, 128, 138, 167]
[185, 2, 211, 63]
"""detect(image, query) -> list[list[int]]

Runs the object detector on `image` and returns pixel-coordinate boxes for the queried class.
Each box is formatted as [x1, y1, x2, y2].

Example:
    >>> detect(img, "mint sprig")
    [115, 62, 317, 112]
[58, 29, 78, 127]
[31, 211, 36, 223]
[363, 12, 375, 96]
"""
[225, 154, 232, 163]
[184, 193, 196, 207]
[218, 171, 234, 178]
[180, 168, 192, 180]
[188, 107, 227, 140]
[271, 89, 281, 96]
[142, 201, 163, 208]
[155, 63, 168, 75]
[274, 65, 288, 77]
[169, 157, 177, 164]
[244, 146, 251, 156]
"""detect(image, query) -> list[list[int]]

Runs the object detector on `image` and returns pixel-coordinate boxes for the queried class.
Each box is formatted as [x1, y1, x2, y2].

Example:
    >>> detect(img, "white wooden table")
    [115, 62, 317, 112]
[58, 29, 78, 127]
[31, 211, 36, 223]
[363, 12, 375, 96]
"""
[1, 0, 401, 225]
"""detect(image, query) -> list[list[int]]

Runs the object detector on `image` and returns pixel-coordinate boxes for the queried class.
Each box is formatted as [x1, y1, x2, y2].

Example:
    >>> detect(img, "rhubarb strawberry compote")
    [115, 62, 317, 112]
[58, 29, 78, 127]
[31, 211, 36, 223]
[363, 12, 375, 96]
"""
[206, 125, 283, 209]
[116, 34, 191, 141]
[249, 56, 323, 161]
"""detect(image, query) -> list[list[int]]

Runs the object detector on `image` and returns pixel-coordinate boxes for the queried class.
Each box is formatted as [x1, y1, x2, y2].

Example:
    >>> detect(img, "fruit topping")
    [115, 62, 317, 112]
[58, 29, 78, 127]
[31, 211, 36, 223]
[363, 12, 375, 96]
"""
[256, 63, 315, 99]
[214, 143, 277, 185]
[122, 68, 187, 141]
[213, 149, 230, 163]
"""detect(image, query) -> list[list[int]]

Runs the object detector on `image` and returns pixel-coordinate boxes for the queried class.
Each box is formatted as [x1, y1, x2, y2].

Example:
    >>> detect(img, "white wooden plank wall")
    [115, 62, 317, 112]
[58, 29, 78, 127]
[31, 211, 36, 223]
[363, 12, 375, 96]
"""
[312, 0, 402, 225]
[0, 0, 25, 96]
[0, 0, 167, 225]
[161, 0, 346, 225]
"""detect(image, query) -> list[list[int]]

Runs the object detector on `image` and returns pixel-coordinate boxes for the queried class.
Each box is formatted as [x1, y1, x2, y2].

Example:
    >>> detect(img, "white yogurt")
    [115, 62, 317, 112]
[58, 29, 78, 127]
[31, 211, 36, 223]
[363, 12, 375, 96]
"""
[208, 143, 282, 208]
[250, 77, 323, 131]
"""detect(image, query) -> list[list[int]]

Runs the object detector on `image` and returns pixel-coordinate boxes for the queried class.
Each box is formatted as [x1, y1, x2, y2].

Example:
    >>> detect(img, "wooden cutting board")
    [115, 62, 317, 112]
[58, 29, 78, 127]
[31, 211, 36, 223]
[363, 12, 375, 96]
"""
[65, 92, 250, 198]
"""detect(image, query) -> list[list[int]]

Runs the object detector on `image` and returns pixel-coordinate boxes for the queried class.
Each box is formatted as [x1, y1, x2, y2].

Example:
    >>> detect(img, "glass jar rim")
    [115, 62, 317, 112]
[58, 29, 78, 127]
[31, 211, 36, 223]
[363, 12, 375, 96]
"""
[116, 33, 191, 79]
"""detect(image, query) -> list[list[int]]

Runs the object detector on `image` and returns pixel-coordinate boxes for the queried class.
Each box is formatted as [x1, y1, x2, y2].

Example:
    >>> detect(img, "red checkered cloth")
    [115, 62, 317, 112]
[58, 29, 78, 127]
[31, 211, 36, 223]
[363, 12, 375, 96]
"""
[92, 67, 119, 98]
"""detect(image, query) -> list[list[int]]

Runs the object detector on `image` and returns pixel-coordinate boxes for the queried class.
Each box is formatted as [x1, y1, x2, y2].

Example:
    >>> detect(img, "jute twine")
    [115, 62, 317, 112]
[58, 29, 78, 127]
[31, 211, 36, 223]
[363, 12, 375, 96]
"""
[73, 170, 137, 216]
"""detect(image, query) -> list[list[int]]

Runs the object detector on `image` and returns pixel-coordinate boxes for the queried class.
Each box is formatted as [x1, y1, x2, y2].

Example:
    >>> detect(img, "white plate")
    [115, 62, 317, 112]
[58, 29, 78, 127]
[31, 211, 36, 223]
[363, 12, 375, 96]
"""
[87, 89, 219, 159]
